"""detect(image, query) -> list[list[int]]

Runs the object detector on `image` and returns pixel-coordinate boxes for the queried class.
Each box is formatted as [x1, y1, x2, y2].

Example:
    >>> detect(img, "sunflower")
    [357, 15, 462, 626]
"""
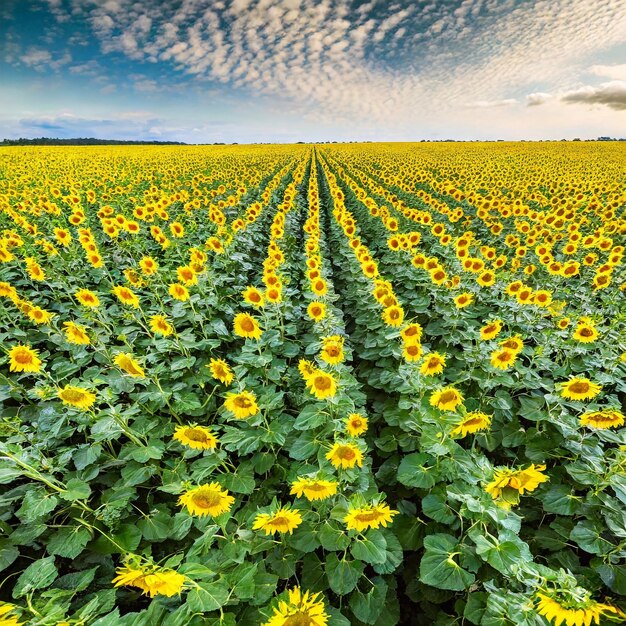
[113, 564, 186, 598]
[57, 385, 96, 410]
[320, 335, 344, 365]
[114, 353, 145, 378]
[298, 358, 316, 381]
[177, 265, 197, 286]
[344, 503, 398, 532]
[150, 314, 174, 336]
[454, 292, 474, 308]
[112, 285, 140, 308]
[535, 591, 625, 626]
[290, 477, 338, 501]
[8, 345, 42, 373]
[311, 278, 327, 296]
[209, 358, 234, 385]
[430, 386, 464, 412]
[572, 323, 599, 343]
[476, 270, 495, 287]
[326, 442, 363, 469]
[178, 483, 234, 517]
[306, 370, 337, 400]
[557, 317, 571, 330]
[499, 335, 524, 353]
[579, 409, 624, 429]
[480, 319, 502, 340]
[420, 352, 446, 376]
[139, 256, 158, 276]
[345, 413, 368, 436]
[0, 602, 23, 626]
[242, 286, 264, 308]
[168, 282, 189, 301]
[307, 301, 326, 322]
[403, 343, 423, 362]
[27, 306, 53, 325]
[233, 312, 262, 340]
[262, 587, 329, 626]
[490, 348, 517, 370]
[400, 323, 423, 344]
[450, 411, 492, 437]
[63, 321, 90, 345]
[382, 305, 404, 327]
[173, 424, 219, 449]
[485, 464, 548, 508]
[253, 507, 303, 535]
[559, 377, 602, 401]
[223, 390, 259, 419]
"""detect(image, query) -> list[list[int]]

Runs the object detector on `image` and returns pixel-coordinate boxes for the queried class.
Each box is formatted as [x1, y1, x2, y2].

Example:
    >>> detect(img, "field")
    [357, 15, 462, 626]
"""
[1, 142, 625, 626]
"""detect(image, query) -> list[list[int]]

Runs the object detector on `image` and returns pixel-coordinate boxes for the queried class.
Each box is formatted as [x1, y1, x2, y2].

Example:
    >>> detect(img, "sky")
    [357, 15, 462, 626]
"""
[1, 0, 626, 143]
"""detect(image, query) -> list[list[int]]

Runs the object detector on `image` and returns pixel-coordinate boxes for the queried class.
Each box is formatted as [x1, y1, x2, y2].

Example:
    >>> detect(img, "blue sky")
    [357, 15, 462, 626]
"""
[1, 0, 625, 142]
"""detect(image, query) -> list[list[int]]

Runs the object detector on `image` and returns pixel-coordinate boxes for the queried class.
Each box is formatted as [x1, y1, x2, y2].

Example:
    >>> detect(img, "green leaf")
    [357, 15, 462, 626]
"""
[325, 553, 364, 595]
[294, 405, 328, 430]
[0, 540, 19, 572]
[219, 461, 255, 494]
[16, 489, 58, 523]
[319, 521, 351, 551]
[596, 563, 626, 595]
[421, 492, 456, 524]
[397, 453, 437, 489]
[61, 478, 92, 501]
[350, 530, 387, 565]
[471, 533, 521, 572]
[186, 580, 230, 612]
[349, 577, 388, 624]
[14, 556, 58, 598]
[542, 484, 579, 515]
[47, 526, 91, 559]
[419, 534, 475, 591]
[570, 521, 613, 555]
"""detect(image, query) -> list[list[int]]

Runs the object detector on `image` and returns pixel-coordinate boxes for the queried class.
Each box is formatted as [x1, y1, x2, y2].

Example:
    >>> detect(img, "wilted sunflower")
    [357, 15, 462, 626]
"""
[420, 352, 446, 376]
[8, 345, 42, 373]
[173, 424, 219, 449]
[57, 385, 96, 410]
[223, 390, 259, 419]
[178, 483, 234, 517]
[326, 442, 363, 469]
[306, 370, 337, 400]
[208, 358, 234, 385]
[485, 463, 548, 508]
[307, 301, 326, 322]
[490, 347, 517, 370]
[558, 377, 602, 401]
[344, 503, 398, 532]
[113, 563, 186, 598]
[535, 591, 625, 626]
[480, 319, 503, 340]
[114, 353, 145, 378]
[430, 386, 464, 412]
[233, 312, 262, 340]
[450, 411, 492, 437]
[345, 413, 368, 436]
[63, 321, 90, 345]
[149, 314, 174, 336]
[290, 477, 338, 501]
[579, 409, 624, 429]
[261, 587, 328, 626]
[253, 507, 303, 535]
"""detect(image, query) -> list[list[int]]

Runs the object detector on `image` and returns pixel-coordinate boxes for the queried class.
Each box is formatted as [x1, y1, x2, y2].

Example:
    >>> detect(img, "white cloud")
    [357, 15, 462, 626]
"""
[561, 81, 626, 110]
[589, 64, 626, 81]
[526, 92, 552, 106]
[465, 99, 517, 108]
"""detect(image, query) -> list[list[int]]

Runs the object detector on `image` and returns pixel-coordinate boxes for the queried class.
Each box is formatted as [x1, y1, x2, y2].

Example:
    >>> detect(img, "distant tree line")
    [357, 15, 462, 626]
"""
[0, 137, 187, 146]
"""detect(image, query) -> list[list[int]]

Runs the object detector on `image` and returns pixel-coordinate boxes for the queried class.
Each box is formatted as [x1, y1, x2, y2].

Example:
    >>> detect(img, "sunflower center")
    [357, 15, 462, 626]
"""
[579, 327, 594, 337]
[192, 491, 223, 509]
[269, 516, 291, 529]
[464, 416, 485, 427]
[62, 389, 86, 402]
[325, 346, 340, 357]
[311, 306, 321, 316]
[284, 612, 312, 626]
[569, 381, 590, 394]
[240, 318, 255, 332]
[497, 352, 513, 363]
[337, 447, 355, 460]
[354, 511, 382, 522]
[305, 482, 327, 492]
[314, 376, 331, 390]
[15, 351, 33, 364]
[439, 391, 457, 404]
[234, 396, 252, 408]
[184, 428, 209, 443]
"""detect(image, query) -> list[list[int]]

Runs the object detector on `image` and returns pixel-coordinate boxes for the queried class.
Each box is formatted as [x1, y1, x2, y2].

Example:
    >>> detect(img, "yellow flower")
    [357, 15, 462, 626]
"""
[345, 413, 368, 436]
[485, 464, 548, 508]
[535, 591, 625, 626]
[63, 321, 90, 345]
[8, 345, 42, 373]
[27, 306, 53, 325]
[290, 477, 338, 501]
[320, 335, 344, 365]
[209, 358, 234, 385]
[533, 289, 553, 307]
[430, 386, 464, 412]
[572, 323, 599, 343]
[242, 286, 264, 308]
[168, 282, 189, 301]
[112, 564, 185, 598]
[233, 312, 262, 340]
[298, 358, 316, 381]
[57, 385, 96, 410]
[499, 335, 524, 353]
[326, 442, 363, 469]
[559, 377, 602, 401]
[490, 347, 517, 370]
[403, 343, 423, 363]
[344, 503, 398, 532]
[112, 285, 140, 308]
[420, 352, 446, 376]
[450, 411, 492, 437]
[178, 483, 234, 517]
[253, 507, 303, 535]
[454, 292, 474, 308]
[149, 314, 174, 336]
[307, 301, 326, 322]
[177, 265, 197, 286]
[74, 288, 100, 308]
[223, 390, 259, 419]
[261, 587, 328, 626]
[305, 370, 337, 400]
[480, 319, 502, 340]
[382, 305, 404, 327]
[173, 424, 219, 449]
[0, 602, 23, 626]
[114, 353, 145, 378]
[580, 409, 625, 430]
[139, 256, 158, 275]
[400, 323, 423, 344]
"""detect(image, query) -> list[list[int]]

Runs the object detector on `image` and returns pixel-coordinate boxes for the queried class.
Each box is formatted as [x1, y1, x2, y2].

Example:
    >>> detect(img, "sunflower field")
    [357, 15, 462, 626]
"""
[1, 142, 625, 626]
